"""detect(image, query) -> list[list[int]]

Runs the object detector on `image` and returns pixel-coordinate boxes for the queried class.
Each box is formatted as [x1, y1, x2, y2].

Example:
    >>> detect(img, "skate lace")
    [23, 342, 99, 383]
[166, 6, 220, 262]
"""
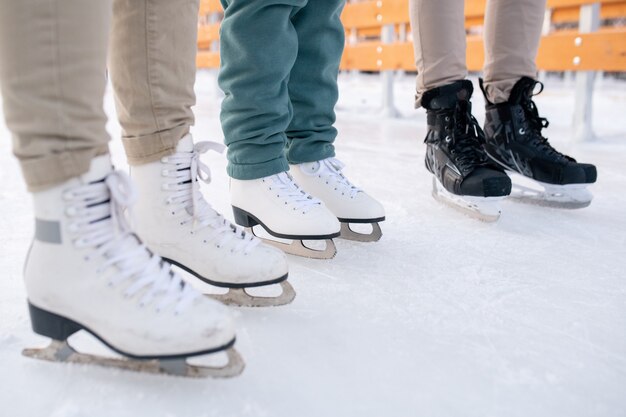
[438, 101, 489, 172]
[317, 158, 362, 199]
[63, 171, 198, 314]
[263, 172, 321, 213]
[162, 141, 260, 254]
[519, 81, 572, 163]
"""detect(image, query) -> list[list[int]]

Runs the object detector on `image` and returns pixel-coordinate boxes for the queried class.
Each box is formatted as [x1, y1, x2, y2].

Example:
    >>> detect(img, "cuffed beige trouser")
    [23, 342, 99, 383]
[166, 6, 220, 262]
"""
[410, 0, 547, 107]
[0, 0, 199, 191]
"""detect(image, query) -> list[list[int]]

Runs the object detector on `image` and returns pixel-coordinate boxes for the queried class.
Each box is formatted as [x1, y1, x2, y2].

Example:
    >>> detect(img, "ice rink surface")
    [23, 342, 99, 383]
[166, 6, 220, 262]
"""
[1, 73, 625, 417]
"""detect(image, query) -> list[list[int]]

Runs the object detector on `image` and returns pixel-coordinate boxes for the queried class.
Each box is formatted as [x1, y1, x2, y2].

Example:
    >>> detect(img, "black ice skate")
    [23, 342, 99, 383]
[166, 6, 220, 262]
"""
[422, 80, 512, 221]
[480, 77, 597, 209]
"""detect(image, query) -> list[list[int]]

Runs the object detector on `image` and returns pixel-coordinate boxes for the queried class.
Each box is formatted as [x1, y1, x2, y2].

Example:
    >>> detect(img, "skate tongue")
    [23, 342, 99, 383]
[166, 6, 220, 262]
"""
[82, 155, 113, 184]
[176, 134, 195, 153]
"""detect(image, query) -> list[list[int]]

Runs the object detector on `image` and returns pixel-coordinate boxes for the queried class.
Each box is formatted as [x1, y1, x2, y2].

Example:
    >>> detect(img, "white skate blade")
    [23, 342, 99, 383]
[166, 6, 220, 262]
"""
[508, 172, 593, 209]
[247, 227, 337, 259]
[431, 178, 503, 222]
[209, 280, 296, 307]
[22, 340, 245, 378]
[339, 222, 382, 242]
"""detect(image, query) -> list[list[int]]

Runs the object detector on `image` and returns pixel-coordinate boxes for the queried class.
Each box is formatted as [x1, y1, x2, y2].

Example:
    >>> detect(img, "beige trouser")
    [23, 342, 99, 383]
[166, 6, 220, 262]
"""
[0, 0, 199, 191]
[410, 0, 547, 107]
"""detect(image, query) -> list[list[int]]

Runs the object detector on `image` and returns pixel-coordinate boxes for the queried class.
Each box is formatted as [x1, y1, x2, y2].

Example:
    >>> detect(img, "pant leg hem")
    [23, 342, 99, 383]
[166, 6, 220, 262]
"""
[227, 157, 289, 180]
[122, 125, 189, 165]
[19, 146, 109, 192]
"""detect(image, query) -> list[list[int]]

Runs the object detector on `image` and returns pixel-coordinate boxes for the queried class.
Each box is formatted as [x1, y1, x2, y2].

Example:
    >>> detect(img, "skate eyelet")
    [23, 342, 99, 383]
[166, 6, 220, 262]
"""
[519, 128, 526, 135]
[203, 240, 207, 243]
[161, 169, 168, 176]
[445, 116, 450, 122]
[445, 136, 452, 143]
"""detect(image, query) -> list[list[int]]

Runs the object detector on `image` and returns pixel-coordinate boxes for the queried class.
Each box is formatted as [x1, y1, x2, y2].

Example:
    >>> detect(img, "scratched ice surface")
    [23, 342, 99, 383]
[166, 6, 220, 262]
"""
[1, 72, 625, 417]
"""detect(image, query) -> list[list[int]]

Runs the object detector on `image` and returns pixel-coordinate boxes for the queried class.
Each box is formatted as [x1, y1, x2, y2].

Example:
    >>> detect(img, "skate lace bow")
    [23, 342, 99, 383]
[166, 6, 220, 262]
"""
[320, 158, 361, 198]
[268, 172, 321, 213]
[164, 141, 259, 254]
[65, 171, 198, 313]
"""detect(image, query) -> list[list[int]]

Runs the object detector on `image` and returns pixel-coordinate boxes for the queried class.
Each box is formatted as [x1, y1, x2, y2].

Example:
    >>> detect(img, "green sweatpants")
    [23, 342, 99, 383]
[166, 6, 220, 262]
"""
[218, 0, 345, 180]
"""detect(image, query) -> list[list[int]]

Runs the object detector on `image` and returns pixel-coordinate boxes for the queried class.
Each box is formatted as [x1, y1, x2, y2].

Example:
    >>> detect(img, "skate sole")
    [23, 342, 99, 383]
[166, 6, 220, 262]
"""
[162, 258, 295, 308]
[233, 206, 339, 259]
[232, 206, 340, 241]
[485, 153, 594, 209]
[162, 257, 289, 289]
[24, 302, 244, 378]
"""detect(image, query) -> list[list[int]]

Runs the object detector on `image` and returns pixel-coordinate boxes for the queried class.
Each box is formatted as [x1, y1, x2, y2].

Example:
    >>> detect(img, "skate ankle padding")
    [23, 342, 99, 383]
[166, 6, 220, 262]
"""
[422, 80, 474, 110]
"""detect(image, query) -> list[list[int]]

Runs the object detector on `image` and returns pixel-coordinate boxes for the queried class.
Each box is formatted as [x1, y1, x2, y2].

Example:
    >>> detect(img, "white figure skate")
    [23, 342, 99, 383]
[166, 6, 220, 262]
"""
[290, 158, 385, 242]
[130, 135, 294, 307]
[231, 172, 340, 259]
[23, 155, 243, 378]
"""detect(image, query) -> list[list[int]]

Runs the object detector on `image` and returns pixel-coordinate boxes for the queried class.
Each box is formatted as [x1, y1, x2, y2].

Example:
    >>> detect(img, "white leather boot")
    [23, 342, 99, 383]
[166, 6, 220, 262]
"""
[23, 155, 243, 377]
[130, 135, 293, 307]
[230, 171, 341, 259]
[290, 158, 385, 242]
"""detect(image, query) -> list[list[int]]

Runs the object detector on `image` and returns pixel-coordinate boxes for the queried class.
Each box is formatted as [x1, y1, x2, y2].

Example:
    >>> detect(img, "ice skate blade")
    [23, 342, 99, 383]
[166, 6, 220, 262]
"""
[508, 174, 593, 209]
[431, 178, 502, 222]
[339, 222, 382, 242]
[22, 340, 245, 378]
[247, 227, 337, 259]
[209, 280, 296, 307]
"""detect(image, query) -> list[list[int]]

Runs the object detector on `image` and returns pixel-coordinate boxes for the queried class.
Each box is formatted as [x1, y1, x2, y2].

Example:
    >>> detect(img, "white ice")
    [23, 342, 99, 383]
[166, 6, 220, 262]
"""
[1, 72, 625, 417]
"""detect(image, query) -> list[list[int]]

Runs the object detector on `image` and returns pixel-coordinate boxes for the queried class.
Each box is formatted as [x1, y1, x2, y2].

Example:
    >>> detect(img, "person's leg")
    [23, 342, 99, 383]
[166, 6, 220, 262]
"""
[0, 0, 110, 191]
[108, 0, 292, 306]
[284, 0, 344, 164]
[108, 0, 199, 165]
[0, 0, 239, 370]
[285, 0, 385, 242]
[409, 0, 468, 108]
[480, 0, 596, 208]
[219, 0, 306, 180]
[408, 0, 511, 221]
[482, 0, 546, 103]
[221, 0, 340, 258]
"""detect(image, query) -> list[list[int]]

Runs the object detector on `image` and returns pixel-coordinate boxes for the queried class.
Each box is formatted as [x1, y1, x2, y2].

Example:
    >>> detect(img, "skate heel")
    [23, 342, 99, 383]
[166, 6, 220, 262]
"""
[232, 206, 259, 228]
[28, 302, 81, 341]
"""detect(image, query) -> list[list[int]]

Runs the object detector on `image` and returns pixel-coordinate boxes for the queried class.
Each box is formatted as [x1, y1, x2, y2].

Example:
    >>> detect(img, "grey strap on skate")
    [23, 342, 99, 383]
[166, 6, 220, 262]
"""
[35, 219, 62, 244]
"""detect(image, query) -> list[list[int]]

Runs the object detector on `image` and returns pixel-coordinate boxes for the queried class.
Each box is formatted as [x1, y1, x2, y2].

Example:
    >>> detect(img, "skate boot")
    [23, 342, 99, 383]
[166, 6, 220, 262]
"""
[289, 158, 385, 242]
[422, 80, 512, 221]
[480, 77, 597, 208]
[130, 135, 294, 307]
[231, 172, 341, 259]
[23, 155, 244, 378]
